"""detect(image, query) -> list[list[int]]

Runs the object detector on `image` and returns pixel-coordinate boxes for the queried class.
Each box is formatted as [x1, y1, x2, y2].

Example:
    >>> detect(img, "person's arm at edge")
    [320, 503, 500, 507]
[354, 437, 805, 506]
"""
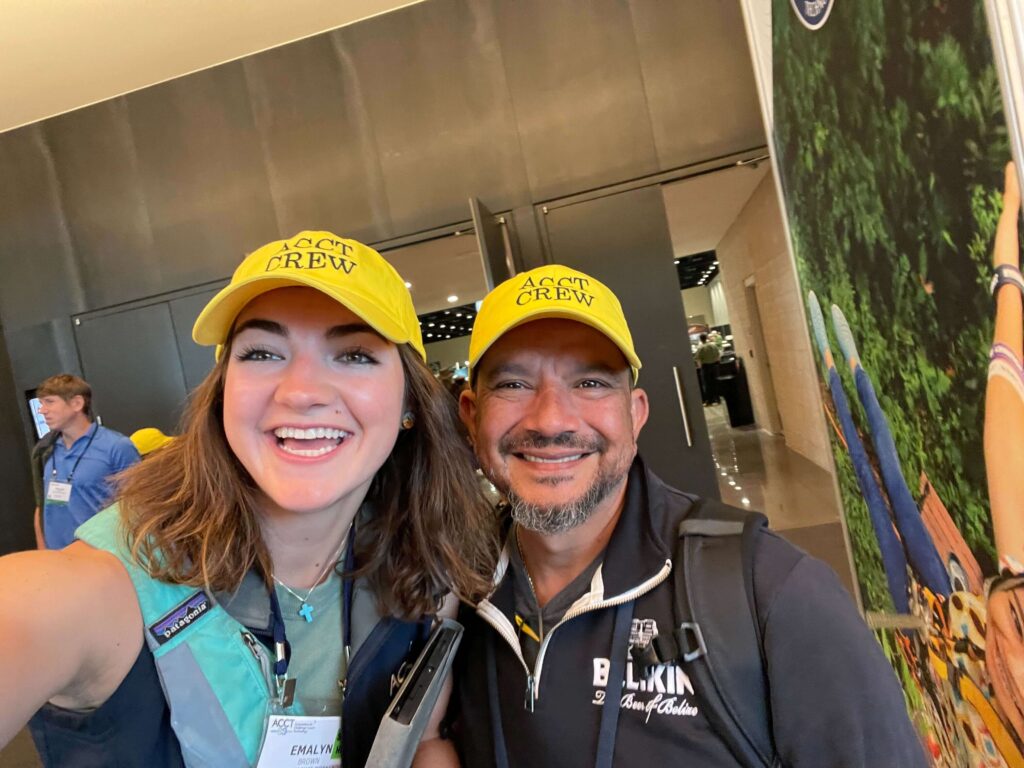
[0, 543, 142, 748]
[758, 536, 928, 767]
[33, 506, 44, 550]
[411, 593, 461, 768]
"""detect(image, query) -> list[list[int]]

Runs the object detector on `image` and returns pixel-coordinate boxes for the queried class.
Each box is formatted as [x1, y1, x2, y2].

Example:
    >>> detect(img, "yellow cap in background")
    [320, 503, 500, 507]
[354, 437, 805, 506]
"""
[130, 427, 174, 456]
[193, 231, 425, 360]
[468, 265, 641, 382]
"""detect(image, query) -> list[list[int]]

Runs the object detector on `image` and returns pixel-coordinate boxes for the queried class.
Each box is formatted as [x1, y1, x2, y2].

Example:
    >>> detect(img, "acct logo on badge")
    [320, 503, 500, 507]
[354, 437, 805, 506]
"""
[790, 0, 833, 30]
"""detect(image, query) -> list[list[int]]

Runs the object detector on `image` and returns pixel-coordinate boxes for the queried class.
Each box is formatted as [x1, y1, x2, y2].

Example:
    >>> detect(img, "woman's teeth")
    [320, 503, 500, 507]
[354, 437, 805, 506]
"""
[522, 454, 583, 464]
[273, 426, 349, 457]
[274, 427, 348, 440]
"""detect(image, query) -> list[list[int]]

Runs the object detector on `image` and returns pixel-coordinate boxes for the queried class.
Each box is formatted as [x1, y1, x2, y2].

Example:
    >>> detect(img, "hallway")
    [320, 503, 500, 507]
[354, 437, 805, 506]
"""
[704, 404, 857, 598]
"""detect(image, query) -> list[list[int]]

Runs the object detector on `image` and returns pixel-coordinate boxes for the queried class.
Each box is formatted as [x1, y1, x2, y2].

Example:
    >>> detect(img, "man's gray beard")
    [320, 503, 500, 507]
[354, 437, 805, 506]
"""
[503, 469, 624, 535]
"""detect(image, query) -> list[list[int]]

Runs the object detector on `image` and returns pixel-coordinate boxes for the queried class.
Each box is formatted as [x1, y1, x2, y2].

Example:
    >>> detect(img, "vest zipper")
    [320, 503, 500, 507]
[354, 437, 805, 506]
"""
[477, 558, 672, 709]
[240, 630, 275, 695]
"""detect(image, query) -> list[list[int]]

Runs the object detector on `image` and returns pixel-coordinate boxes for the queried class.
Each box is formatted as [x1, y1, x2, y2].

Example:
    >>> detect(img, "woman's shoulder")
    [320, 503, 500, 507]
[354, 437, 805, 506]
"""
[0, 542, 144, 711]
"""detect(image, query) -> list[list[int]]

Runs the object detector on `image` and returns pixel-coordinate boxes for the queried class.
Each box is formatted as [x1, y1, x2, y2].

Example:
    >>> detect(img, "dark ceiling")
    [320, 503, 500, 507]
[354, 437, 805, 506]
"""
[420, 302, 477, 343]
[675, 250, 719, 290]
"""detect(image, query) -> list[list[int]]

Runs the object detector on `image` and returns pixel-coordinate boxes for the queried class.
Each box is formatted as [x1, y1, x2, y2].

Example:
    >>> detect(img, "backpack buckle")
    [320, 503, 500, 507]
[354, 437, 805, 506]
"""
[674, 621, 706, 663]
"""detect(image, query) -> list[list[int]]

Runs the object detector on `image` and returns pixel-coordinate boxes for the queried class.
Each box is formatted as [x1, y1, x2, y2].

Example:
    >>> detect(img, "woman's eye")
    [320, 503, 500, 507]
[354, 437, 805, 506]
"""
[235, 346, 282, 362]
[337, 349, 378, 365]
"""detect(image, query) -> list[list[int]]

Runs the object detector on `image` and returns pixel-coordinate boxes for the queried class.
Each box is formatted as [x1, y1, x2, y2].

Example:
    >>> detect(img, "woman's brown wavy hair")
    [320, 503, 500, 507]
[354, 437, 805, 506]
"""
[116, 340, 500, 617]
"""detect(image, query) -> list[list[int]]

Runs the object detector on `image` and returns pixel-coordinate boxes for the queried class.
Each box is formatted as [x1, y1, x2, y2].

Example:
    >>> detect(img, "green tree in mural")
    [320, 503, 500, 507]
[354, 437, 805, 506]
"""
[773, 0, 1007, 611]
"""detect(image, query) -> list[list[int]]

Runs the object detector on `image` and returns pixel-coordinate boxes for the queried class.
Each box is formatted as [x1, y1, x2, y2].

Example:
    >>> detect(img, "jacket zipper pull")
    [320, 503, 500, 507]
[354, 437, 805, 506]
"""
[524, 674, 536, 712]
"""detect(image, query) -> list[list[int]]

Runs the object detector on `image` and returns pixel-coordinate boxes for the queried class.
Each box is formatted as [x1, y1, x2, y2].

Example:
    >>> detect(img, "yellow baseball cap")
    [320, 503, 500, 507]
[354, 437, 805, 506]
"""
[469, 265, 641, 382]
[193, 231, 425, 360]
[130, 427, 174, 456]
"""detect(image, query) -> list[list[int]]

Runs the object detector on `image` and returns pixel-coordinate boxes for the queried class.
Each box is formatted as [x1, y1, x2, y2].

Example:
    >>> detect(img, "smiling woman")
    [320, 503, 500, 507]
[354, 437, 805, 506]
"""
[0, 231, 500, 768]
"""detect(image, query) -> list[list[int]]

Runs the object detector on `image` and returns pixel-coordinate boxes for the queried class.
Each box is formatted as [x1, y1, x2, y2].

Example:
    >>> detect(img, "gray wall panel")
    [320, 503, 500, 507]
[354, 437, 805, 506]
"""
[334, 0, 531, 233]
[628, 0, 765, 169]
[243, 36, 394, 243]
[44, 98, 160, 308]
[495, 0, 659, 201]
[169, 288, 221, 393]
[0, 125, 85, 329]
[75, 303, 189, 435]
[127, 63, 279, 288]
[0, 327, 35, 555]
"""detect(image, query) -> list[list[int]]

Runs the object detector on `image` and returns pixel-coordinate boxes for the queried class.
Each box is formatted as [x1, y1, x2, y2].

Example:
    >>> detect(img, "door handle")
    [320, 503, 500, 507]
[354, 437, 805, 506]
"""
[672, 366, 693, 448]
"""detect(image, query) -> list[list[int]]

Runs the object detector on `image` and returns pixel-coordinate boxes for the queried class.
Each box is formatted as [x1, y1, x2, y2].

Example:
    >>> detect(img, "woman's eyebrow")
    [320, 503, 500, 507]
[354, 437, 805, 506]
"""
[326, 323, 384, 340]
[234, 318, 286, 337]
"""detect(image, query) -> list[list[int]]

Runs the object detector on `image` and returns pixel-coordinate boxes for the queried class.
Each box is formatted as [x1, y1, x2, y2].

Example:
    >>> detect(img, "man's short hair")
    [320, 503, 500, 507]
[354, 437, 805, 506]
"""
[36, 374, 92, 418]
[700, 333, 709, 342]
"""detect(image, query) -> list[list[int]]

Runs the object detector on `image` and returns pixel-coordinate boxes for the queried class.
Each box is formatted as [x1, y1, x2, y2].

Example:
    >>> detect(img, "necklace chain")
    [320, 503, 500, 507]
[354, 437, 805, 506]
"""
[272, 532, 348, 621]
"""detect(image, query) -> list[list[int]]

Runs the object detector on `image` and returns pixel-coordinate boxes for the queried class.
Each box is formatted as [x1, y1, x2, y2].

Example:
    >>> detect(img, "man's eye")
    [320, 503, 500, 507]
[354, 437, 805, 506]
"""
[235, 346, 282, 362]
[494, 380, 525, 390]
[578, 379, 608, 389]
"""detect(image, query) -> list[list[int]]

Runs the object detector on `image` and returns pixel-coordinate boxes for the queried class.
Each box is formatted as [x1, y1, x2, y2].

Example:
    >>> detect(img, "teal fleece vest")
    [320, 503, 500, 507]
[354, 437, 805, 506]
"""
[78, 507, 289, 767]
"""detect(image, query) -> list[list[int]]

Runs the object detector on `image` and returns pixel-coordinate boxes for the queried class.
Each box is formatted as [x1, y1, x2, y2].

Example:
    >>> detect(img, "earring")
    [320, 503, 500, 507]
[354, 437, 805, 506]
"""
[401, 412, 416, 430]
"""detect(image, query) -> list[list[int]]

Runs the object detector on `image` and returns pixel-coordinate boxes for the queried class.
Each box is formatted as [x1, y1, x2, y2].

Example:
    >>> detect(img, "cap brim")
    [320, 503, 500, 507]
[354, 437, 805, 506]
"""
[193, 273, 409, 348]
[472, 306, 641, 380]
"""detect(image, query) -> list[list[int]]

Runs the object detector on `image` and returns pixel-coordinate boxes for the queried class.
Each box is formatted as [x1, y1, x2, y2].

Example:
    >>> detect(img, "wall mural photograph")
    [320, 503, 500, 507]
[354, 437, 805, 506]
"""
[773, 0, 1023, 764]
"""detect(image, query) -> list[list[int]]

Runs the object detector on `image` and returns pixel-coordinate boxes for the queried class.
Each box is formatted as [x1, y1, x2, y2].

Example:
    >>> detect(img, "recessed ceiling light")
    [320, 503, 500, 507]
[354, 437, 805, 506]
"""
[446, 335, 451, 339]
[674, 259, 680, 264]
[428, 323, 435, 327]
[427, 333, 433, 338]
[404, 281, 412, 288]
[447, 295, 458, 303]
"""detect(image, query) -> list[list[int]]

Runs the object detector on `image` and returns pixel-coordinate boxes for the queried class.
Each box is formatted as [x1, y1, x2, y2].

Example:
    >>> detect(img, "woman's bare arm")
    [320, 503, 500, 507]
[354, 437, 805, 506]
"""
[0, 543, 142, 748]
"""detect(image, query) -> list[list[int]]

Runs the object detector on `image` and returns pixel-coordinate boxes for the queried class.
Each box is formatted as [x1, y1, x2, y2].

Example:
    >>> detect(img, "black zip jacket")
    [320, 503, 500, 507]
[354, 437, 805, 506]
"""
[453, 459, 927, 767]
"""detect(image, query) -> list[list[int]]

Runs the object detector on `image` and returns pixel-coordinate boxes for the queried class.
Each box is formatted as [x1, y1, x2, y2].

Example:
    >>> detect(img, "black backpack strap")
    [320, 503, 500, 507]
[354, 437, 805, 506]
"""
[31, 431, 59, 508]
[630, 498, 776, 768]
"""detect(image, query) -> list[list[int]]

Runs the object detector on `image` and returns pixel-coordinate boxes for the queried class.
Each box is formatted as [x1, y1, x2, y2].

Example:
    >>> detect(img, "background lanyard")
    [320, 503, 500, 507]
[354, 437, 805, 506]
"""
[48, 424, 99, 483]
[267, 533, 357, 705]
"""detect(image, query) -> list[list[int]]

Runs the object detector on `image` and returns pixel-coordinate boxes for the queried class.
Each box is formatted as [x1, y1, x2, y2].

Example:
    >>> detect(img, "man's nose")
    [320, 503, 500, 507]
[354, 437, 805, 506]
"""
[521, 384, 582, 435]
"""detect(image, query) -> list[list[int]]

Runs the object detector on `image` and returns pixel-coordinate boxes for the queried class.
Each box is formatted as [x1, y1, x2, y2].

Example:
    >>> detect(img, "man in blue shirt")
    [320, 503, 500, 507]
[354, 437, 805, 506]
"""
[32, 374, 140, 549]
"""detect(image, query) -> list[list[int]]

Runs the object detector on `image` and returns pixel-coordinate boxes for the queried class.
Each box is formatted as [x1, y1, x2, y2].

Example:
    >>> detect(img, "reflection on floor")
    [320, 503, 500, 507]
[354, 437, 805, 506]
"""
[705, 404, 858, 598]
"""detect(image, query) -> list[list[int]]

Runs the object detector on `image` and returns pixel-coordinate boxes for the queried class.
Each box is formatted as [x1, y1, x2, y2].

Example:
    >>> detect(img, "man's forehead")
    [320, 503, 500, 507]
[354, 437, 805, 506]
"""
[478, 319, 630, 374]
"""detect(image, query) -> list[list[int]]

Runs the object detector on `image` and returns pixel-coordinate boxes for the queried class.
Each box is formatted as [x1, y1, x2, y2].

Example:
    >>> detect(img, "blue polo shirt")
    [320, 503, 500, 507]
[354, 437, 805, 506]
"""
[43, 423, 140, 549]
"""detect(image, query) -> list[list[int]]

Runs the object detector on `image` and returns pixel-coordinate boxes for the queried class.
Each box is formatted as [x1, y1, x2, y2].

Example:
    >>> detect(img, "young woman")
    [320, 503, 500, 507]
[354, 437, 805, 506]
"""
[985, 164, 1024, 747]
[0, 231, 499, 767]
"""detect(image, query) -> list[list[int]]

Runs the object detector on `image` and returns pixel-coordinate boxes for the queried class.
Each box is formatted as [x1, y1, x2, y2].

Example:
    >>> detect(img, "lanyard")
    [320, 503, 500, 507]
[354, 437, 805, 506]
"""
[486, 599, 634, 768]
[267, 532, 357, 707]
[48, 424, 100, 483]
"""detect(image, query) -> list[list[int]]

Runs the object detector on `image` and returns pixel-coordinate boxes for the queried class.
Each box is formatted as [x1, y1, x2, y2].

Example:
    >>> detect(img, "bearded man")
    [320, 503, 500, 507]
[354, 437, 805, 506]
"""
[451, 265, 926, 768]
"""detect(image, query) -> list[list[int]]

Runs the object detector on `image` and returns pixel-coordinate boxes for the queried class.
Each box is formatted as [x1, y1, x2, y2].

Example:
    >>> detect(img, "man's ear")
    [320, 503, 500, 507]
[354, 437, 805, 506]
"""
[68, 395, 86, 414]
[459, 388, 479, 446]
[630, 387, 650, 441]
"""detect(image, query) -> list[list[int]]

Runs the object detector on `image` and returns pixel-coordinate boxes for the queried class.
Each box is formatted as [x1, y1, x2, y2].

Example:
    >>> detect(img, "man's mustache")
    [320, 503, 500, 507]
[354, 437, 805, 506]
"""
[498, 431, 607, 455]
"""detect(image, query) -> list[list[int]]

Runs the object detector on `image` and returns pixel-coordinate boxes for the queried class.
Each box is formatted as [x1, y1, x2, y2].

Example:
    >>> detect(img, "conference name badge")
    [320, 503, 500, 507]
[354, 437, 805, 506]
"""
[46, 481, 73, 504]
[257, 715, 341, 768]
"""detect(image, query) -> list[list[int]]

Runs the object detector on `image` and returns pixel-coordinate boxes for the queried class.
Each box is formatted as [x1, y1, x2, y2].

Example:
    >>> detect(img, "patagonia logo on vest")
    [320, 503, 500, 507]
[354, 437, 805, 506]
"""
[515, 274, 595, 307]
[149, 590, 212, 645]
[265, 237, 357, 274]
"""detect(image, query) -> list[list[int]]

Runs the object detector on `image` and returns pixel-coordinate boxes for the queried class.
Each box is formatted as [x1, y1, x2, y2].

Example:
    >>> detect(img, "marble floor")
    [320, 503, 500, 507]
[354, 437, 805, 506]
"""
[704, 403, 858, 598]
[1, 407, 858, 766]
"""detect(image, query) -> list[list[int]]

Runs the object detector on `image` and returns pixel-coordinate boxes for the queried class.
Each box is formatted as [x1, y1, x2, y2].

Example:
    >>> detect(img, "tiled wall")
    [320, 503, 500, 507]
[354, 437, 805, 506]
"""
[716, 172, 833, 471]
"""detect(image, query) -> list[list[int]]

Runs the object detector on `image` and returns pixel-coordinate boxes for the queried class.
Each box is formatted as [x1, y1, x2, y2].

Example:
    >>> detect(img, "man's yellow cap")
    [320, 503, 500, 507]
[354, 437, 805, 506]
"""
[193, 231, 425, 360]
[469, 265, 641, 381]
